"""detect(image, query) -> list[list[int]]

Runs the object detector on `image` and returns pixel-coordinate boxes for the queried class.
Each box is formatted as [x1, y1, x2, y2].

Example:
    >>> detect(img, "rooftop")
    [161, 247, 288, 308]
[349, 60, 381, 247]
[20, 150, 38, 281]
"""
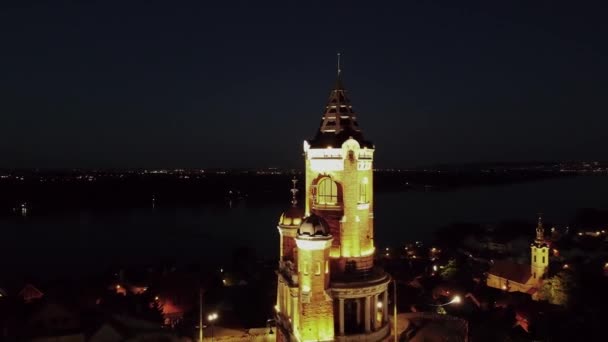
[488, 260, 532, 285]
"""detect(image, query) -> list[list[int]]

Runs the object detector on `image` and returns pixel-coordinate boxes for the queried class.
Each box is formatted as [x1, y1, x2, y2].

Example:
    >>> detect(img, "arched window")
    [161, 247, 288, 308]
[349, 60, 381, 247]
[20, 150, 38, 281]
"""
[359, 177, 369, 203]
[316, 177, 338, 205]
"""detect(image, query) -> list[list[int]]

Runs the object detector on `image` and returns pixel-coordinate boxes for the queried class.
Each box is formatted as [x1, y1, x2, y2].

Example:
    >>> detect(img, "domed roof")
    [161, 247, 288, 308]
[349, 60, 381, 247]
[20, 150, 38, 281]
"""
[297, 214, 330, 237]
[279, 206, 305, 227]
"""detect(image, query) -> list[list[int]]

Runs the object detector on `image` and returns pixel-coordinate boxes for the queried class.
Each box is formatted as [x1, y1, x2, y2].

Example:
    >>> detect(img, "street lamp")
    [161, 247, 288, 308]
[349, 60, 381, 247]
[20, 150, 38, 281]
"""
[392, 280, 397, 342]
[208, 312, 218, 342]
[430, 295, 462, 307]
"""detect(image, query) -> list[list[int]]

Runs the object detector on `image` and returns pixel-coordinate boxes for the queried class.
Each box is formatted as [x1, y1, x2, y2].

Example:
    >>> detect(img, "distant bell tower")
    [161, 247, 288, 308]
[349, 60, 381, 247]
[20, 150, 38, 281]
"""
[531, 215, 549, 281]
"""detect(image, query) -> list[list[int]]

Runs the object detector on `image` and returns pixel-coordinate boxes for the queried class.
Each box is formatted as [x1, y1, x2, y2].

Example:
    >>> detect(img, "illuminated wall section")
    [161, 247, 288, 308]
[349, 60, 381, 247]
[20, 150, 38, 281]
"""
[295, 236, 334, 342]
[304, 138, 376, 272]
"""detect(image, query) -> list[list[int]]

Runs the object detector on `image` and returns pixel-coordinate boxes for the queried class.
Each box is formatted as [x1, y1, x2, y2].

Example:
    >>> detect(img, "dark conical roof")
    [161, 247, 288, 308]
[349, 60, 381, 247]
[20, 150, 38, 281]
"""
[308, 74, 373, 148]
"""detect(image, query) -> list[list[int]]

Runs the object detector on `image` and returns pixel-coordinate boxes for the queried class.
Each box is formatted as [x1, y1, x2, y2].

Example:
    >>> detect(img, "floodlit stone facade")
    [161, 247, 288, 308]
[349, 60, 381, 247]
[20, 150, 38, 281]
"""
[275, 72, 390, 342]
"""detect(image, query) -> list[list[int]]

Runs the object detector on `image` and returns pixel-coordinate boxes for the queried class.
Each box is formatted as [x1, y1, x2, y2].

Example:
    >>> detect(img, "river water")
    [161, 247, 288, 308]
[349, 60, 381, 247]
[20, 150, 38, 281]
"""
[1, 175, 607, 277]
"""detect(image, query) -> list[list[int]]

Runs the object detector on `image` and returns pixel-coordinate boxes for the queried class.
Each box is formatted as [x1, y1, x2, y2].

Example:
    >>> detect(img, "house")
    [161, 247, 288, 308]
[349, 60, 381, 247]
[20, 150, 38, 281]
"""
[486, 260, 536, 294]
[18, 283, 44, 303]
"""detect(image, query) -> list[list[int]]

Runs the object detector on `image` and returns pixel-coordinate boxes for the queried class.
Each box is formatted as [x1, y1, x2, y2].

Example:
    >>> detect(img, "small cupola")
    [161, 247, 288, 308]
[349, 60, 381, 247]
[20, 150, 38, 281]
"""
[297, 214, 330, 237]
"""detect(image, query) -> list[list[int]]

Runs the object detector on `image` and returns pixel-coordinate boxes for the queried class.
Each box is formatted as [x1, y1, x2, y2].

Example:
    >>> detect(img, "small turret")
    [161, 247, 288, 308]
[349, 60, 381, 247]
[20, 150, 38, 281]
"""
[278, 178, 304, 262]
[295, 214, 334, 341]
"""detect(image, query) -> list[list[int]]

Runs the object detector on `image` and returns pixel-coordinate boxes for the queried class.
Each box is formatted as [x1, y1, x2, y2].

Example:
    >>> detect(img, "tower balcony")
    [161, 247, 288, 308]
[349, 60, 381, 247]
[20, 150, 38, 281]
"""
[330, 266, 388, 288]
[311, 202, 343, 212]
[330, 269, 391, 342]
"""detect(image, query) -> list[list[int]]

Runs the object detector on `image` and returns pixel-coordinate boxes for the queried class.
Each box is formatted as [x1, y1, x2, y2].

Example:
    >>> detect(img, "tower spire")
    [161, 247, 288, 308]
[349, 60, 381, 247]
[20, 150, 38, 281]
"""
[337, 52, 341, 77]
[290, 177, 299, 207]
[335, 52, 344, 90]
[535, 213, 545, 244]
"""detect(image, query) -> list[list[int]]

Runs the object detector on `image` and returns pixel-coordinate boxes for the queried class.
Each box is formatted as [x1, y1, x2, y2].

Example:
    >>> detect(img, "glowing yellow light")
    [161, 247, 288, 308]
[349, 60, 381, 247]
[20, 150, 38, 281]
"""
[502, 285, 507, 290]
[377, 301, 383, 309]
[115, 284, 121, 290]
[433, 265, 438, 272]
[154, 296, 159, 301]
[563, 264, 569, 269]
[361, 247, 375, 256]
[452, 295, 461, 304]
[431, 247, 436, 252]
[296, 238, 332, 250]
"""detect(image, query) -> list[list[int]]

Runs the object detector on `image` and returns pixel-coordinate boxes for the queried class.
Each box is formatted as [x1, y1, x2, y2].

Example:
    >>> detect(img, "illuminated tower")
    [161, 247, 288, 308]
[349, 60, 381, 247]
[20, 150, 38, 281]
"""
[531, 215, 549, 282]
[294, 215, 334, 341]
[275, 58, 391, 342]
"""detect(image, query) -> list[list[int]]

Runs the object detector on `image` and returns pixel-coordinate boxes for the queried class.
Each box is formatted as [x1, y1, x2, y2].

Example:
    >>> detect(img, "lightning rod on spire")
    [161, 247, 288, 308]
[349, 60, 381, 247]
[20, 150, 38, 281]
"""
[290, 177, 299, 207]
[337, 53, 341, 76]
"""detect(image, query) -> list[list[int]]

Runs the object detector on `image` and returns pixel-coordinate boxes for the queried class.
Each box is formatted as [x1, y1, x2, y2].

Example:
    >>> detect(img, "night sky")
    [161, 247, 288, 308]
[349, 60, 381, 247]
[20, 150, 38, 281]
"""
[1, 1, 606, 169]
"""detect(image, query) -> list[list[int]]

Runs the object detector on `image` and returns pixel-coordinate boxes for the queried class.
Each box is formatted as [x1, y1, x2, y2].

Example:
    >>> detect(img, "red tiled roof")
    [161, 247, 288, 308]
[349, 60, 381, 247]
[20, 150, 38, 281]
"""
[526, 287, 538, 295]
[488, 260, 531, 285]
